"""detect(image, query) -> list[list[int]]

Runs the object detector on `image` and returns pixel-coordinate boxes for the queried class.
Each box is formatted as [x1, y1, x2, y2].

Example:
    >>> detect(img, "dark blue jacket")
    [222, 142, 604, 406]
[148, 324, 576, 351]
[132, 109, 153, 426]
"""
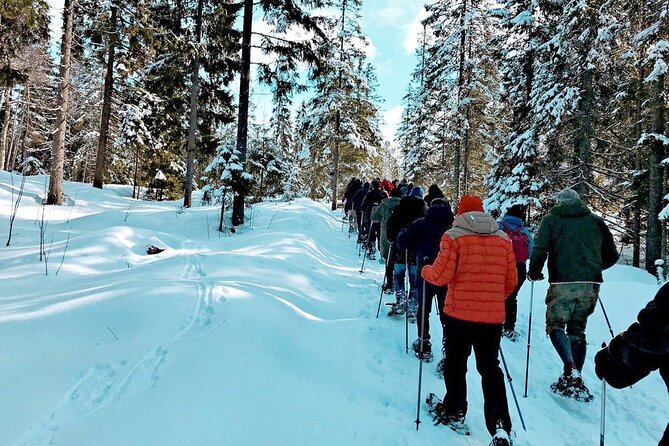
[353, 185, 369, 212]
[396, 203, 455, 269]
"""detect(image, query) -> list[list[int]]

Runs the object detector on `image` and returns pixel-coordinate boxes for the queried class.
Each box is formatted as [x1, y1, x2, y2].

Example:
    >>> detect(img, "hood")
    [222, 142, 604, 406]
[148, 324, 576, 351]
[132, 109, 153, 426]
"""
[427, 203, 454, 225]
[382, 196, 401, 207]
[454, 211, 499, 235]
[501, 215, 525, 230]
[427, 184, 443, 196]
[551, 199, 591, 217]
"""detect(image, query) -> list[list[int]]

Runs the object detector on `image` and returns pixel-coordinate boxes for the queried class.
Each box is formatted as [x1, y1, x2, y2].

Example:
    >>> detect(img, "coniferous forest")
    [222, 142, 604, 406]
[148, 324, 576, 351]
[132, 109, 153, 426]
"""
[1, 0, 669, 272]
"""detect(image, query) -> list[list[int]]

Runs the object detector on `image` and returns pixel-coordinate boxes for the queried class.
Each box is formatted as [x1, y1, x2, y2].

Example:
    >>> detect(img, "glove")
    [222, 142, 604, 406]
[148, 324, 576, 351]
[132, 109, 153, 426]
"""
[527, 272, 544, 282]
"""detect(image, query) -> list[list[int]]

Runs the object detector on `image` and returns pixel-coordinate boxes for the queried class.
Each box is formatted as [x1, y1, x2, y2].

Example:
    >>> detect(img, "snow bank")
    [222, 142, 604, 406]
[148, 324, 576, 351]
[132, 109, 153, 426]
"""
[0, 172, 666, 445]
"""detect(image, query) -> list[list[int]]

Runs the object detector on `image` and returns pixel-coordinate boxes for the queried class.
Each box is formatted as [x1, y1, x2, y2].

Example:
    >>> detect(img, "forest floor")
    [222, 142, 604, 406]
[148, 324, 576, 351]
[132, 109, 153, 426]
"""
[0, 171, 667, 446]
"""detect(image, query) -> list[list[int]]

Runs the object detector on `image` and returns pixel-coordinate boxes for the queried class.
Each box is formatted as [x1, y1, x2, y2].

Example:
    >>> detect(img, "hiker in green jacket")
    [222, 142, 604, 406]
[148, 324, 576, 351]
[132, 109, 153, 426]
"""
[528, 188, 619, 401]
[372, 188, 402, 293]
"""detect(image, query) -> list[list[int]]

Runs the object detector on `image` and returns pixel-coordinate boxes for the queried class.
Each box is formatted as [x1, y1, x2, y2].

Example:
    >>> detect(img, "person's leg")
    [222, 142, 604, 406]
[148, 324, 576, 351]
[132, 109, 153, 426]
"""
[504, 263, 526, 332]
[546, 284, 579, 373]
[472, 323, 511, 436]
[567, 284, 600, 371]
[416, 278, 435, 342]
[408, 263, 419, 315]
[442, 316, 472, 418]
[391, 259, 407, 312]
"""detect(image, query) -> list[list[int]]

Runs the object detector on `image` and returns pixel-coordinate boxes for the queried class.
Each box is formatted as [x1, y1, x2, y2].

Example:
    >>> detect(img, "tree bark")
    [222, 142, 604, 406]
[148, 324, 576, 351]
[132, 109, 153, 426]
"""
[0, 87, 11, 171]
[47, 0, 76, 205]
[232, 0, 253, 225]
[93, 5, 118, 190]
[331, 0, 347, 211]
[645, 73, 666, 272]
[574, 67, 594, 200]
[183, 0, 203, 208]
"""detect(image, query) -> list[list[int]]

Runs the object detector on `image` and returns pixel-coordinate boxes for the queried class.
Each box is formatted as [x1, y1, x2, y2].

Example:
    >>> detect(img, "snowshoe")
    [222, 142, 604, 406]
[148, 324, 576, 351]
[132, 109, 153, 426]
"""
[434, 356, 446, 379]
[382, 284, 395, 295]
[387, 301, 406, 318]
[366, 250, 376, 261]
[490, 428, 512, 446]
[412, 339, 433, 362]
[502, 329, 520, 342]
[550, 371, 594, 402]
[425, 393, 471, 435]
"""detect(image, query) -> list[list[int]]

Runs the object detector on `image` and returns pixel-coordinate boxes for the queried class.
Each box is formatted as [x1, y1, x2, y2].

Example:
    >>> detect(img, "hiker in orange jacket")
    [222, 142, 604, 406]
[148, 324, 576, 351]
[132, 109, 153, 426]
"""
[421, 195, 518, 446]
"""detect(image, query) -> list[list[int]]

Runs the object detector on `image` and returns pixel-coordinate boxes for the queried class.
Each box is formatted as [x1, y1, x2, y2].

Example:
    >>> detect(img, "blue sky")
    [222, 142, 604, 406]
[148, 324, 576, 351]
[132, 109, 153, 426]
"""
[359, 0, 428, 140]
[46, 0, 427, 142]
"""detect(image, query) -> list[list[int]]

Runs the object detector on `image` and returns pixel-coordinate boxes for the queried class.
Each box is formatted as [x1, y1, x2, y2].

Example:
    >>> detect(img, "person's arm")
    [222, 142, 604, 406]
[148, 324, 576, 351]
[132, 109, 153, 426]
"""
[505, 242, 519, 297]
[397, 220, 418, 252]
[528, 217, 550, 280]
[421, 234, 457, 286]
[598, 218, 619, 270]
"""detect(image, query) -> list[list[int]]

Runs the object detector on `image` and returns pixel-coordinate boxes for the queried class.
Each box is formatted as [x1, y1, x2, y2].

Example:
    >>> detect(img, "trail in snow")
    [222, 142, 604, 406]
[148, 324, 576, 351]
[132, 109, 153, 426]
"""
[0, 172, 666, 446]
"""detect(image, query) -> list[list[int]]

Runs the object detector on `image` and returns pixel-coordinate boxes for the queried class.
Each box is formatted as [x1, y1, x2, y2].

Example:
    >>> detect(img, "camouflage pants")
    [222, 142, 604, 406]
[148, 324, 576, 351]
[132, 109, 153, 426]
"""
[545, 283, 600, 343]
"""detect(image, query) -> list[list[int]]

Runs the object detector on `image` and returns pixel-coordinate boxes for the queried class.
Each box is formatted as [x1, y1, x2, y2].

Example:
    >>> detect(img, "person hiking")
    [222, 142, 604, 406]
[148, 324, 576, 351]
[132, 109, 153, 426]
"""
[361, 180, 388, 260]
[528, 188, 619, 401]
[424, 184, 445, 207]
[397, 198, 454, 366]
[594, 284, 669, 445]
[343, 178, 362, 232]
[422, 195, 518, 446]
[352, 181, 370, 240]
[386, 186, 428, 319]
[372, 187, 402, 293]
[498, 204, 534, 341]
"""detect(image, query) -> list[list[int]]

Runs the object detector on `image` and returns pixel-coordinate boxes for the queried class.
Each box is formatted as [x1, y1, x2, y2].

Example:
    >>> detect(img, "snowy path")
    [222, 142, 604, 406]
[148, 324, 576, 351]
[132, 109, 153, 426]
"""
[0, 172, 666, 445]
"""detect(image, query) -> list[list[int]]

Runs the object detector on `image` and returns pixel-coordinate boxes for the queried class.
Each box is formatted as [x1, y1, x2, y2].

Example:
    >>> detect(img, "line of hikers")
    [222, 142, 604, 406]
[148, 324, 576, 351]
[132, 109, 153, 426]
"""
[341, 178, 668, 446]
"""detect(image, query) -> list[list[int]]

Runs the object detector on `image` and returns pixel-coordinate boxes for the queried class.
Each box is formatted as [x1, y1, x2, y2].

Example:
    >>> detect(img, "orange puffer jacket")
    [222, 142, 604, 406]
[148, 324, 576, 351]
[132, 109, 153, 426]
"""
[421, 211, 518, 324]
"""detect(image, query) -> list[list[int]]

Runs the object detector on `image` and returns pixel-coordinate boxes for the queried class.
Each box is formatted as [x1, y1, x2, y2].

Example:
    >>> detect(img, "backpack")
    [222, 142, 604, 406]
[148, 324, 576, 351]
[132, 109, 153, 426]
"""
[500, 221, 530, 263]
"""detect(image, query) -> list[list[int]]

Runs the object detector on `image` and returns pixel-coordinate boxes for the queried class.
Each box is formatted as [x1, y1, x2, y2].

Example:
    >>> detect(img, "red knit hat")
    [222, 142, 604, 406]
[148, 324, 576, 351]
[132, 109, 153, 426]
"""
[457, 195, 484, 215]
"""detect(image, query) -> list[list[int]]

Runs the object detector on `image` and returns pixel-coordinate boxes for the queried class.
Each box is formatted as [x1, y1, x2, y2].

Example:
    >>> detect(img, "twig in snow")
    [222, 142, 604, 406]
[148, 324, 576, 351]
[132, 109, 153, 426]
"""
[6, 171, 27, 246]
[124, 200, 135, 222]
[124, 253, 132, 268]
[55, 226, 73, 276]
[66, 190, 80, 224]
[206, 214, 211, 238]
[267, 209, 280, 229]
[44, 234, 54, 275]
[107, 326, 119, 340]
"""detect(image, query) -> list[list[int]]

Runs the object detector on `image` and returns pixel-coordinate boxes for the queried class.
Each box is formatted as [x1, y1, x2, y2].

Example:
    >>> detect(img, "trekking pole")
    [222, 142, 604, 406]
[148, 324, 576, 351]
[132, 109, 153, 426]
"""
[415, 268, 429, 430]
[376, 244, 393, 318]
[600, 342, 607, 446]
[360, 225, 373, 274]
[524, 281, 534, 398]
[598, 297, 615, 339]
[499, 347, 527, 432]
[405, 249, 410, 354]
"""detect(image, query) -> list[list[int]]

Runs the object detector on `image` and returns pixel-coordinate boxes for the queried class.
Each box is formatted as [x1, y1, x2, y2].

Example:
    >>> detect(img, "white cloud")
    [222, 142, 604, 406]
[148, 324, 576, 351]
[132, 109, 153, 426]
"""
[403, 8, 430, 55]
[382, 105, 403, 143]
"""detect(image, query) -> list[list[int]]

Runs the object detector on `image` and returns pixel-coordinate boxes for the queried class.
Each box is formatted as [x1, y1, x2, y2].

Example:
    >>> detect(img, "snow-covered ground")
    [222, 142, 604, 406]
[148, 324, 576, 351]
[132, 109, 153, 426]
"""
[1, 172, 666, 446]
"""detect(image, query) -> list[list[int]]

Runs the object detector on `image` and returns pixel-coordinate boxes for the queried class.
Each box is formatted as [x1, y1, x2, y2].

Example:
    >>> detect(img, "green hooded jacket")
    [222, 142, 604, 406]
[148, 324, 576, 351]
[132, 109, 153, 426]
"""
[529, 199, 619, 283]
[372, 196, 401, 259]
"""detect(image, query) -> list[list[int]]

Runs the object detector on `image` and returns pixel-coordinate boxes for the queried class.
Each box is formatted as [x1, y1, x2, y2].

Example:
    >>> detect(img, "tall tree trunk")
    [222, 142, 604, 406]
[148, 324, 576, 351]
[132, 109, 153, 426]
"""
[453, 0, 467, 205]
[10, 84, 30, 172]
[47, 0, 76, 205]
[645, 73, 666, 272]
[183, 0, 203, 208]
[574, 67, 594, 200]
[632, 65, 644, 268]
[93, 5, 118, 190]
[331, 0, 347, 211]
[0, 86, 11, 171]
[232, 0, 253, 225]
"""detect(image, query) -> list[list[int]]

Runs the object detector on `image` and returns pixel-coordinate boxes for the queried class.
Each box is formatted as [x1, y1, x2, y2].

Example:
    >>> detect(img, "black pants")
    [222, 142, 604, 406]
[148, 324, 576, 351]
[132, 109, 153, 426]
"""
[368, 221, 380, 249]
[442, 315, 511, 436]
[416, 275, 447, 343]
[504, 262, 527, 331]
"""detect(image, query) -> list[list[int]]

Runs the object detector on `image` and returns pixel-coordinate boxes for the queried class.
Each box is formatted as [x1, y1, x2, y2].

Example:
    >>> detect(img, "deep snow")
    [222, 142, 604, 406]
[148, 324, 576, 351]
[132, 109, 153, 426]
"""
[0, 172, 666, 446]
